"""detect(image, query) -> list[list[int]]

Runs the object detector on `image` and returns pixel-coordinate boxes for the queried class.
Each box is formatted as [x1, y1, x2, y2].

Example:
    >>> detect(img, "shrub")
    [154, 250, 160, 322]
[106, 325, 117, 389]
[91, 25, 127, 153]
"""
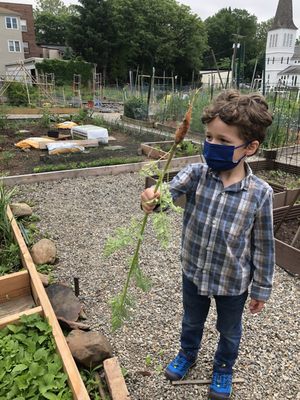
[124, 97, 148, 120]
[6, 82, 29, 106]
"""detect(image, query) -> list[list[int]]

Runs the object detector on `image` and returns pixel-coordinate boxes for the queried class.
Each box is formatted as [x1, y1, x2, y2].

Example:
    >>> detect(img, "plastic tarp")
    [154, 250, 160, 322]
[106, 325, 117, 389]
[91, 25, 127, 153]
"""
[56, 121, 78, 129]
[47, 142, 85, 155]
[15, 137, 55, 149]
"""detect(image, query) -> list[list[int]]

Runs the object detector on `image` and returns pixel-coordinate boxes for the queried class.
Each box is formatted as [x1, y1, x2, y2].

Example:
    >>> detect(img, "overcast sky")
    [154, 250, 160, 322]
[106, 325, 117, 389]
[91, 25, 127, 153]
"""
[3, 0, 300, 34]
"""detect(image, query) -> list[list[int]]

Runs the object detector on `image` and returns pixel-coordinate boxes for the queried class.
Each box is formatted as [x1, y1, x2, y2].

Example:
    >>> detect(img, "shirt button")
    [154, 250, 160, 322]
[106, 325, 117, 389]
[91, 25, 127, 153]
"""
[206, 246, 211, 251]
[212, 219, 217, 226]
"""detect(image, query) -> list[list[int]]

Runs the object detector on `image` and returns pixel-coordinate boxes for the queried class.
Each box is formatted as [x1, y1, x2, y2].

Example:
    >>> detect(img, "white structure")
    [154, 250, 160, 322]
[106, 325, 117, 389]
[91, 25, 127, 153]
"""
[199, 70, 232, 88]
[265, 0, 299, 88]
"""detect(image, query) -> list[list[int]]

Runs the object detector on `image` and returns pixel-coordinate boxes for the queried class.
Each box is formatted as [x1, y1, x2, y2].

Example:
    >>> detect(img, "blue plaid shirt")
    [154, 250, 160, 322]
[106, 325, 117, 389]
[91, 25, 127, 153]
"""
[169, 163, 275, 301]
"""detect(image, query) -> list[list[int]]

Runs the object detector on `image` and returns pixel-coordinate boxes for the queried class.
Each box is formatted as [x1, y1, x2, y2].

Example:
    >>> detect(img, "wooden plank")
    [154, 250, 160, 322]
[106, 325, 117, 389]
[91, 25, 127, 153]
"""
[0, 270, 30, 303]
[0, 306, 43, 329]
[0, 294, 35, 319]
[275, 238, 300, 276]
[104, 357, 131, 400]
[7, 206, 90, 400]
[38, 139, 99, 150]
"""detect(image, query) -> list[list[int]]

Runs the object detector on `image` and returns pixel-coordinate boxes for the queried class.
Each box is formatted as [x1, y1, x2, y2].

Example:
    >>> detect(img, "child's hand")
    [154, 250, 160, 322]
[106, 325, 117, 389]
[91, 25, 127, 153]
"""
[141, 188, 160, 214]
[249, 298, 265, 314]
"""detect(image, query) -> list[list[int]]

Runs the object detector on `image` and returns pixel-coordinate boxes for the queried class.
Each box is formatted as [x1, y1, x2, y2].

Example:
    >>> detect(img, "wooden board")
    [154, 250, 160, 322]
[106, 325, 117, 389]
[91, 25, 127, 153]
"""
[0, 294, 35, 319]
[0, 270, 31, 304]
[275, 238, 300, 276]
[103, 357, 131, 400]
[0, 306, 43, 329]
[38, 139, 99, 150]
[7, 205, 90, 400]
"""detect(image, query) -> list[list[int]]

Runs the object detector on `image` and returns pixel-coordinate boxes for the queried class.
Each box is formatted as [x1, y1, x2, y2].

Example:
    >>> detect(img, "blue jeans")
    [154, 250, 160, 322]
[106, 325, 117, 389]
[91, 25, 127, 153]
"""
[181, 274, 248, 374]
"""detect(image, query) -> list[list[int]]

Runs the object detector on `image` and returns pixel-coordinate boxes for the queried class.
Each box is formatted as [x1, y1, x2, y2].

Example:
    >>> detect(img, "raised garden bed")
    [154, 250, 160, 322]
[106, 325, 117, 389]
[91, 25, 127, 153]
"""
[0, 205, 130, 400]
[141, 140, 201, 161]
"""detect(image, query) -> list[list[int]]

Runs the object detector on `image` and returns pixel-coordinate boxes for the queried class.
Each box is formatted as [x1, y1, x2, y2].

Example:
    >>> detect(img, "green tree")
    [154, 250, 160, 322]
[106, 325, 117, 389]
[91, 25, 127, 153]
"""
[67, 0, 207, 82]
[34, 0, 73, 44]
[204, 8, 258, 81]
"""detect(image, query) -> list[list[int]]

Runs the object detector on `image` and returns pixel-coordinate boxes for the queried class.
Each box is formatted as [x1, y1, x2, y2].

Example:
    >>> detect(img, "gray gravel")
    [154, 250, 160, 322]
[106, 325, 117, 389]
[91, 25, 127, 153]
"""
[18, 173, 300, 400]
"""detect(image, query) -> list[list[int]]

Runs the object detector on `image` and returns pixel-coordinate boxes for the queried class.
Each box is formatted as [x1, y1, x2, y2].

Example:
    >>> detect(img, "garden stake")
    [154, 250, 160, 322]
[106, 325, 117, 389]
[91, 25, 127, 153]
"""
[107, 95, 196, 331]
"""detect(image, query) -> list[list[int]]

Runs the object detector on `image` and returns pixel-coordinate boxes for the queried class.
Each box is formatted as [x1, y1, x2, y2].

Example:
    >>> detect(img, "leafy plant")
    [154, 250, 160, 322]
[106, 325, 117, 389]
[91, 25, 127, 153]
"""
[124, 96, 148, 121]
[104, 97, 195, 330]
[1, 151, 15, 168]
[0, 313, 73, 399]
[80, 366, 110, 400]
[0, 181, 20, 275]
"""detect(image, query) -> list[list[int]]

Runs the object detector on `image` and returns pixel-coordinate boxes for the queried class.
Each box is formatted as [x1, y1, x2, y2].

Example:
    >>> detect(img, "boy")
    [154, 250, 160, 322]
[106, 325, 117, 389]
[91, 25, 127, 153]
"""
[141, 90, 275, 400]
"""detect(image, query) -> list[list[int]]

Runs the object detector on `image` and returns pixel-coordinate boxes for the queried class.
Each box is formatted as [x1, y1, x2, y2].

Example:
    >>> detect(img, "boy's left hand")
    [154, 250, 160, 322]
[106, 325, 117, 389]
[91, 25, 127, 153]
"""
[249, 298, 265, 314]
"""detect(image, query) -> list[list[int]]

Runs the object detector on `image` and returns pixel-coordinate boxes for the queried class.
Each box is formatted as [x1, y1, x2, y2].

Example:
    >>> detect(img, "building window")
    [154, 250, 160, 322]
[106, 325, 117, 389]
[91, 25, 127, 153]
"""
[287, 57, 289, 64]
[283, 33, 287, 46]
[289, 34, 293, 47]
[267, 58, 270, 64]
[269, 34, 272, 47]
[20, 19, 27, 32]
[5, 16, 18, 29]
[23, 41, 29, 54]
[281, 57, 283, 64]
[272, 35, 276, 47]
[272, 57, 275, 64]
[8, 40, 21, 52]
[275, 34, 278, 47]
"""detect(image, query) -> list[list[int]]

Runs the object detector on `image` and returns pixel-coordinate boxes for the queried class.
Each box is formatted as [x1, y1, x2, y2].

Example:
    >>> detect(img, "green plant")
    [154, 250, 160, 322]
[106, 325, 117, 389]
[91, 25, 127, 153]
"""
[39, 108, 52, 129]
[0, 108, 8, 129]
[33, 156, 143, 173]
[0, 182, 20, 275]
[6, 82, 34, 106]
[124, 96, 148, 120]
[1, 151, 15, 167]
[0, 313, 72, 399]
[80, 366, 110, 400]
[104, 99, 195, 330]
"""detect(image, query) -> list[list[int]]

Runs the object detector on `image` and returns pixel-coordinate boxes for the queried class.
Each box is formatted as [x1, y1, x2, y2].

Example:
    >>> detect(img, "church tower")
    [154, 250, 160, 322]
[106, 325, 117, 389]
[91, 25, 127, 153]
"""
[265, 0, 298, 87]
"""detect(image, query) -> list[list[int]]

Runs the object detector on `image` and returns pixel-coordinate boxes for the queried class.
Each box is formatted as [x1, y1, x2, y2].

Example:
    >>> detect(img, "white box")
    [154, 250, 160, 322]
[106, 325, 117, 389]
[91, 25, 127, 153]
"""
[71, 125, 109, 144]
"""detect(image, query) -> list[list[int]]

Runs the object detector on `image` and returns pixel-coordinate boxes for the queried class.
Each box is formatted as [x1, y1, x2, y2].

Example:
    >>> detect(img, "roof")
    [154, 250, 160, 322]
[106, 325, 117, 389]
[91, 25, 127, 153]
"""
[270, 0, 298, 30]
[0, 6, 20, 15]
[278, 65, 300, 75]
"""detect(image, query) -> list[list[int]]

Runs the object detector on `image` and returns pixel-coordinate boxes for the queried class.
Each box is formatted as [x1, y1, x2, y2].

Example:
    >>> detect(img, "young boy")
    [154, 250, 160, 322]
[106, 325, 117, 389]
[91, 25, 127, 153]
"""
[141, 90, 275, 400]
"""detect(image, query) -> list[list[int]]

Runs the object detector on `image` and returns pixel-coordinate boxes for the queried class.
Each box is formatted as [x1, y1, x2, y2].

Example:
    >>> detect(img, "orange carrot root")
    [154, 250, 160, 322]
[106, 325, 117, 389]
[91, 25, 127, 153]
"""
[174, 103, 193, 144]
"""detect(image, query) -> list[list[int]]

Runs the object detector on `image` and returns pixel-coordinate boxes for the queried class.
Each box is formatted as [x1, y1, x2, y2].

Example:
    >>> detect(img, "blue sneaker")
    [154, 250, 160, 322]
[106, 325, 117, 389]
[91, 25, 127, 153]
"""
[165, 351, 196, 381]
[208, 371, 232, 399]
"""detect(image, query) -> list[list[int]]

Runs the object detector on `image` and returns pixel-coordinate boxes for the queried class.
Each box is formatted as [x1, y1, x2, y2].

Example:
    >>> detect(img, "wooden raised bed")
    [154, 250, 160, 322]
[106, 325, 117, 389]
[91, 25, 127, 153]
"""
[0, 206, 130, 400]
[141, 140, 201, 162]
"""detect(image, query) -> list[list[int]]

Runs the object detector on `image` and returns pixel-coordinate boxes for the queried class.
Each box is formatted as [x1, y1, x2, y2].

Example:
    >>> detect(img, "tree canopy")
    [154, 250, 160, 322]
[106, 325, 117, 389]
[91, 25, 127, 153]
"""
[67, 0, 207, 81]
[33, 0, 273, 84]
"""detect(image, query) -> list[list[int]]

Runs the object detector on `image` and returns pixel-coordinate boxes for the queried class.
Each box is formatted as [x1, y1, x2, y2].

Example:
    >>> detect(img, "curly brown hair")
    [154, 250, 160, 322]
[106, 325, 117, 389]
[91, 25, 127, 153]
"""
[201, 90, 273, 143]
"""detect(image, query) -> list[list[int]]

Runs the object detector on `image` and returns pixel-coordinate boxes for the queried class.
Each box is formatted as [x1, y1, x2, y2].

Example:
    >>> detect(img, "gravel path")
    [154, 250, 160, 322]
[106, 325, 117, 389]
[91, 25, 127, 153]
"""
[18, 173, 299, 400]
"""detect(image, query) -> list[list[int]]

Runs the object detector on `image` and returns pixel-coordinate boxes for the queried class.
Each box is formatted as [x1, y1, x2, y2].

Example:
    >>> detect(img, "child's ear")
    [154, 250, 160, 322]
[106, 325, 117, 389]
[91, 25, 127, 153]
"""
[245, 140, 259, 157]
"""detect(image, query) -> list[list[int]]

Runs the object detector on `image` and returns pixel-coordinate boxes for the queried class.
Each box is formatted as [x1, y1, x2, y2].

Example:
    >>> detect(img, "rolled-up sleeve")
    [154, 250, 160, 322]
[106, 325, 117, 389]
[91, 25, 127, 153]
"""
[250, 189, 275, 301]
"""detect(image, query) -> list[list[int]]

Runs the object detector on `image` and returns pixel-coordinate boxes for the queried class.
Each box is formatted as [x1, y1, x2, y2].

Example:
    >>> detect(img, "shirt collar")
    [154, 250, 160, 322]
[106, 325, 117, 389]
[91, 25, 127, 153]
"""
[207, 162, 253, 192]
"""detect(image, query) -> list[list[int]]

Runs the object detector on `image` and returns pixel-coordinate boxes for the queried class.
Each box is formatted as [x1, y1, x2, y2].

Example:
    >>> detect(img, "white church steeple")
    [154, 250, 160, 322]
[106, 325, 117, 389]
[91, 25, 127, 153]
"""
[265, 0, 298, 87]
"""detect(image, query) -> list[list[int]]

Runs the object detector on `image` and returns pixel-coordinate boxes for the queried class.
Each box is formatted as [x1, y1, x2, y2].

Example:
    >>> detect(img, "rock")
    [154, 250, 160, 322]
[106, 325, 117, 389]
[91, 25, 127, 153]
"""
[46, 283, 82, 321]
[38, 272, 49, 287]
[66, 330, 113, 368]
[58, 316, 90, 331]
[31, 238, 56, 265]
[10, 203, 33, 217]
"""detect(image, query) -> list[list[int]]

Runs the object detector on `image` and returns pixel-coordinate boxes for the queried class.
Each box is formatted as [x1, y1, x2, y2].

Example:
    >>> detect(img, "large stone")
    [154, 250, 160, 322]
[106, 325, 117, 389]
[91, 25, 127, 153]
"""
[66, 330, 113, 368]
[31, 238, 56, 265]
[46, 284, 82, 321]
[10, 203, 33, 217]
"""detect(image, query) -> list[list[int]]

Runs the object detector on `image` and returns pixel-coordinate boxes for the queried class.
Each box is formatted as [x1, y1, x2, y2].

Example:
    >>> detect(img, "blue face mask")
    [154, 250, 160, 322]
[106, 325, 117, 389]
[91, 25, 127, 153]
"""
[203, 141, 248, 171]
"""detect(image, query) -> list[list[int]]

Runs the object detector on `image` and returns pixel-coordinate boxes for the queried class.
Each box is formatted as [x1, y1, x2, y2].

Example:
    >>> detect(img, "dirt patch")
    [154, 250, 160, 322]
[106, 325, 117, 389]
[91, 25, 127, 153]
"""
[0, 123, 169, 176]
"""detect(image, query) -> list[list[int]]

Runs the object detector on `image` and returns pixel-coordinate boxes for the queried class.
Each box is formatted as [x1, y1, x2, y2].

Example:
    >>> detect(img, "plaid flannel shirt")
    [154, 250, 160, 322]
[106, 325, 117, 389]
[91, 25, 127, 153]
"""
[169, 162, 275, 301]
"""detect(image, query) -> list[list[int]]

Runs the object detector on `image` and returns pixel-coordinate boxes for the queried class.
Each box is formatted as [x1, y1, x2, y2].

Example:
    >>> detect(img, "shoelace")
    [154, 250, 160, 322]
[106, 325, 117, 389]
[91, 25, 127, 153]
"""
[173, 354, 189, 368]
[212, 373, 232, 388]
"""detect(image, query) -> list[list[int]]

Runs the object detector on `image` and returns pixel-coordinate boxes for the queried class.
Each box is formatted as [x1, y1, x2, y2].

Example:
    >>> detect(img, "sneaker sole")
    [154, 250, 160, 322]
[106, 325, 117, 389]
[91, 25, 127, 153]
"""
[165, 361, 196, 381]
